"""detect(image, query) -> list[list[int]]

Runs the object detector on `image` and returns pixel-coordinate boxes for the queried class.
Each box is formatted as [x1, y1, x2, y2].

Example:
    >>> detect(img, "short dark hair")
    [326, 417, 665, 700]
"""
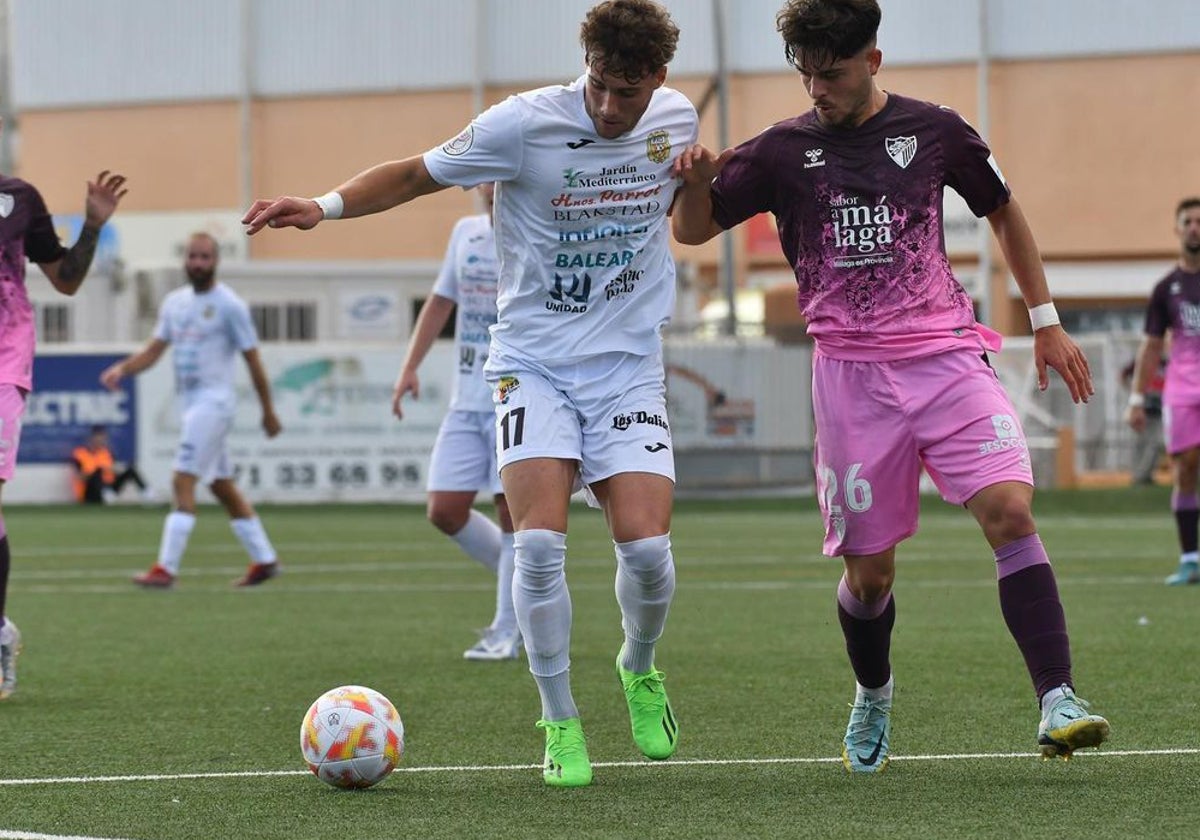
[89, 424, 107, 435]
[580, 0, 679, 83]
[1177, 197, 1200, 219]
[776, 0, 881, 72]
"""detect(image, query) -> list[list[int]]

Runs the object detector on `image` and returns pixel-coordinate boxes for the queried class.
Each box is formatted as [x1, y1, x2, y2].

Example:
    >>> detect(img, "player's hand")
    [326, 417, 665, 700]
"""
[392, 369, 419, 420]
[1126, 404, 1147, 433]
[262, 410, 283, 439]
[671, 143, 735, 187]
[242, 197, 324, 235]
[1034, 325, 1093, 403]
[99, 362, 125, 391]
[84, 171, 128, 228]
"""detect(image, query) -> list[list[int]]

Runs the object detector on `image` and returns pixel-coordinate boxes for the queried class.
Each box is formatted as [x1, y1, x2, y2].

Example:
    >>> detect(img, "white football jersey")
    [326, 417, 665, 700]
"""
[423, 75, 698, 363]
[431, 213, 498, 412]
[153, 282, 259, 410]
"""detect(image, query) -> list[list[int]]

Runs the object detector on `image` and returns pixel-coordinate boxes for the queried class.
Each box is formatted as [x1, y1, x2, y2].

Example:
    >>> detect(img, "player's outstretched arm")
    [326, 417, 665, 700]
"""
[670, 143, 732, 245]
[242, 155, 448, 235]
[392, 293, 455, 420]
[40, 170, 129, 295]
[99, 338, 168, 390]
[988, 197, 1093, 404]
[242, 348, 282, 438]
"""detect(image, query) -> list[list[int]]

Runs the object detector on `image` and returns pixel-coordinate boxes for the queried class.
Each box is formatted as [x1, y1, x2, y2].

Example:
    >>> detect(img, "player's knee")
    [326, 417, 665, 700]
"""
[614, 533, 673, 583]
[514, 529, 567, 586]
[427, 505, 467, 535]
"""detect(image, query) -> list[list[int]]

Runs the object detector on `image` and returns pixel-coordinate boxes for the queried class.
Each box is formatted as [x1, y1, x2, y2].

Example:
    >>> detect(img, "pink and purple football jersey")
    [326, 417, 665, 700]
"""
[711, 94, 1010, 361]
[0, 176, 67, 391]
[1143, 267, 1200, 407]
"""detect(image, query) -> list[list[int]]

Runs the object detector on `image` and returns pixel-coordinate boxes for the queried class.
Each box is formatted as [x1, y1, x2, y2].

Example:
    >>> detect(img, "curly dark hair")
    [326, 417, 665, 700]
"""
[580, 0, 679, 82]
[776, 0, 881, 72]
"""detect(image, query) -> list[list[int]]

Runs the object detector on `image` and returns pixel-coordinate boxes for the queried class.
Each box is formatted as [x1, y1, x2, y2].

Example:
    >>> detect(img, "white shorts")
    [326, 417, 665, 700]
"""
[486, 349, 675, 486]
[174, 401, 234, 482]
[426, 409, 502, 495]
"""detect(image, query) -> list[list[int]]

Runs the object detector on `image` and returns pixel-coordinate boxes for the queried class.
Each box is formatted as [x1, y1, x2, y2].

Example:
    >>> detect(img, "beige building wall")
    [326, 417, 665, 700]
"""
[14, 53, 1198, 272]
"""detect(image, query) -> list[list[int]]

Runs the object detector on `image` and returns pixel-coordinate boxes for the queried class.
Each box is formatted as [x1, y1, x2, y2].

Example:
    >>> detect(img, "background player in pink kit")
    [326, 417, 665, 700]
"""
[0, 154, 127, 699]
[1128, 197, 1200, 585]
[243, 0, 694, 788]
[672, 0, 1109, 771]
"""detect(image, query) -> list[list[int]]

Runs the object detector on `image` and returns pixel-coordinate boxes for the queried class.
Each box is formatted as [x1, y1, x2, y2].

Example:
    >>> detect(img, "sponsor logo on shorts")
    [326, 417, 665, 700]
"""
[495, 376, 520, 405]
[978, 413, 1027, 455]
[611, 410, 670, 432]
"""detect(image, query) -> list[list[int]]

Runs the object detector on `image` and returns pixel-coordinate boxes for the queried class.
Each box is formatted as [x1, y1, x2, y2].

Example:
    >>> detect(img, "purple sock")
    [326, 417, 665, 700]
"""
[995, 534, 1072, 700]
[0, 515, 9, 628]
[836, 576, 894, 690]
[1171, 491, 1198, 554]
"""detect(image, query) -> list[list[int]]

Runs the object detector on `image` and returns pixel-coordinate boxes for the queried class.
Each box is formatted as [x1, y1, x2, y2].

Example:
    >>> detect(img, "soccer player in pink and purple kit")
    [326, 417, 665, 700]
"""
[1128, 197, 1200, 586]
[671, 0, 1109, 771]
[0, 154, 127, 699]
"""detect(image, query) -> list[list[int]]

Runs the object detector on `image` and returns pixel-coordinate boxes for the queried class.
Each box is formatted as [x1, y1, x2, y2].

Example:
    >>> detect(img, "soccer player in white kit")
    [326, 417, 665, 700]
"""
[244, 0, 695, 787]
[101, 233, 283, 589]
[672, 0, 1109, 772]
[392, 183, 521, 661]
[0, 162, 128, 699]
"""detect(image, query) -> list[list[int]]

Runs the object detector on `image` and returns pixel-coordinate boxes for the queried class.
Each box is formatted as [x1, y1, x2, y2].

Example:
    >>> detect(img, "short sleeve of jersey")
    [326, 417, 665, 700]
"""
[423, 97, 524, 189]
[1144, 278, 1171, 338]
[22, 184, 67, 264]
[430, 218, 468, 303]
[940, 109, 1010, 218]
[227, 295, 259, 352]
[710, 128, 782, 231]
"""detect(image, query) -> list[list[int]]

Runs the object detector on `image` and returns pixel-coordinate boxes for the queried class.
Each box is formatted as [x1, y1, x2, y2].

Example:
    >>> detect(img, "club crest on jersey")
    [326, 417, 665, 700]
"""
[885, 136, 917, 169]
[0, 193, 13, 217]
[442, 125, 475, 157]
[496, 376, 521, 405]
[646, 130, 671, 164]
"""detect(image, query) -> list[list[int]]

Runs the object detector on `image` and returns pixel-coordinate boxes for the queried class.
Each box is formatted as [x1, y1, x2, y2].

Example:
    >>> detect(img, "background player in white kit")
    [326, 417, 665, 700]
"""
[244, 0, 695, 788]
[101, 232, 283, 588]
[392, 183, 521, 661]
[672, 0, 1108, 772]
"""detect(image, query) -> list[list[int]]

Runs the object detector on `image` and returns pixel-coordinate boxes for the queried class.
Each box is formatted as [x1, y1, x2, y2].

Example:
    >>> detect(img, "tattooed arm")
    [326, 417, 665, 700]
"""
[39, 171, 128, 295]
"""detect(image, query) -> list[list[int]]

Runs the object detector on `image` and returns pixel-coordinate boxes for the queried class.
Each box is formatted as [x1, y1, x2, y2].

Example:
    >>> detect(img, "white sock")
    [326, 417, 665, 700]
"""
[513, 529, 576, 720]
[450, 510, 502, 573]
[1181, 552, 1198, 565]
[614, 534, 676, 674]
[856, 674, 895, 704]
[490, 531, 518, 634]
[1040, 684, 1071, 716]
[157, 511, 196, 575]
[230, 517, 277, 564]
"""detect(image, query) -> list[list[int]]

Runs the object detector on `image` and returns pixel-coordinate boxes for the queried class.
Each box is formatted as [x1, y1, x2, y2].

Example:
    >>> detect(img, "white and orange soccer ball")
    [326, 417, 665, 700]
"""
[300, 685, 405, 789]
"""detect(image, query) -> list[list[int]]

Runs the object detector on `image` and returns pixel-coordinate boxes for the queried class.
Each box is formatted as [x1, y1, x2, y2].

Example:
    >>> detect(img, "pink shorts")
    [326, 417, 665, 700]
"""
[1162, 404, 1200, 455]
[0, 384, 28, 482]
[813, 350, 1033, 556]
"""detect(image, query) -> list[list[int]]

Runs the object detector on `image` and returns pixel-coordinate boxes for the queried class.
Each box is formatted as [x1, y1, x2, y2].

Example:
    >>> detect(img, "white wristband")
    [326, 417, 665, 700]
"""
[1128, 393, 1146, 409]
[312, 191, 344, 220]
[1028, 302, 1060, 331]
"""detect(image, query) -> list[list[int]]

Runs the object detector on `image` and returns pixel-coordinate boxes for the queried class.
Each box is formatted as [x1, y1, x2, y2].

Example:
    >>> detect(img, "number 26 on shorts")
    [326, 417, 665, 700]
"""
[818, 462, 874, 515]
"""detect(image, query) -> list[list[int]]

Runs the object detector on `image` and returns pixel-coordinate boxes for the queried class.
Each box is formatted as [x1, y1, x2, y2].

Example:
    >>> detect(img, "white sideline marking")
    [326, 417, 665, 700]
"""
[2, 748, 1198, 786]
[0, 832, 139, 840]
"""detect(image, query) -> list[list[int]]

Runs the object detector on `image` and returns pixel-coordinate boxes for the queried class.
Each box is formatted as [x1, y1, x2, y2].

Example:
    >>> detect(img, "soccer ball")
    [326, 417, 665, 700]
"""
[300, 685, 404, 789]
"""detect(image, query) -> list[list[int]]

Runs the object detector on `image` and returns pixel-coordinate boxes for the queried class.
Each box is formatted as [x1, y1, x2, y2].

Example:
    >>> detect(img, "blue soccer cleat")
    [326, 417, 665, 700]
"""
[842, 693, 891, 773]
[1165, 559, 1200, 586]
[1038, 685, 1110, 760]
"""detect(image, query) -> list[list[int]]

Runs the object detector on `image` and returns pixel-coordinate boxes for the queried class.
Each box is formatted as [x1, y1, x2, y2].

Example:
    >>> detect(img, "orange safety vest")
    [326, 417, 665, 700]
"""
[72, 446, 115, 501]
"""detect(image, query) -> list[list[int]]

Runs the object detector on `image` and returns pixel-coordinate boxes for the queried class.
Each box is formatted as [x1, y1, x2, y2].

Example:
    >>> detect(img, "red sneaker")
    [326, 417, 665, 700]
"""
[133, 565, 175, 588]
[234, 562, 280, 587]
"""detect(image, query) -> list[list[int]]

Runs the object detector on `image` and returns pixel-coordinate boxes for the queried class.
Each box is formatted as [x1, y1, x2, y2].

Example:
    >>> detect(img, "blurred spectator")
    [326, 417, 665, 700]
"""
[71, 425, 150, 504]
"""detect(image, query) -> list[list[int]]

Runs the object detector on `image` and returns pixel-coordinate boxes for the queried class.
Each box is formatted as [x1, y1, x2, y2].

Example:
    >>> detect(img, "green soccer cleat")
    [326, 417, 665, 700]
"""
[1038, 685, 1110, 760]
[0, 618, 22, 700]
[616, 653, 678, 760]
[1165, 560, 1200, 586]
[842, 693, 892, 773]
[537, 718, 593, 788]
